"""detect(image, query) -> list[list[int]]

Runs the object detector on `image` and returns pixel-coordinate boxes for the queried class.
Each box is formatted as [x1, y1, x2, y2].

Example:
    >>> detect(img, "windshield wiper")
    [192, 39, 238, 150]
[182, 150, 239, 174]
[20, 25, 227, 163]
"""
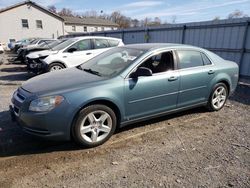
[83, 68, 101, 76]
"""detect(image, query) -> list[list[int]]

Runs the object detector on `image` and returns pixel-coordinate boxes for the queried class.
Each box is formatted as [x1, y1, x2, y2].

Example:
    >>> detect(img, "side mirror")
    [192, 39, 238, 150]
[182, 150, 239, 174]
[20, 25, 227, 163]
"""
[130, 67, 152, 78]
[68, 48, 77, 53]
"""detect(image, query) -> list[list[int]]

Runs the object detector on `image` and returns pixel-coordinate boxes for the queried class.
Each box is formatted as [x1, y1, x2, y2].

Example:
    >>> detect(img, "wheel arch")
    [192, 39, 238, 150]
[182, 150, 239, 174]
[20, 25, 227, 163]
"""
[209, 72, 232, 96]
[70, 99, 122, 139]
[49, 61, 67, 68]
[217, 79, 230, 94]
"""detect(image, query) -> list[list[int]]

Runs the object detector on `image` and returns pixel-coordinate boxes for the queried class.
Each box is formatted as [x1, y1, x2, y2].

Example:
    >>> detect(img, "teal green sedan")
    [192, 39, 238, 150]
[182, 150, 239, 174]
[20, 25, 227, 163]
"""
[10, 44, 239, 147]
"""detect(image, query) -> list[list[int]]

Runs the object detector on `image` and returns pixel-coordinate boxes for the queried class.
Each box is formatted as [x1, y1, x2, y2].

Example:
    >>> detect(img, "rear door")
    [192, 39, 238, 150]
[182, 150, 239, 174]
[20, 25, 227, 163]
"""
[176, 50, 214, 107]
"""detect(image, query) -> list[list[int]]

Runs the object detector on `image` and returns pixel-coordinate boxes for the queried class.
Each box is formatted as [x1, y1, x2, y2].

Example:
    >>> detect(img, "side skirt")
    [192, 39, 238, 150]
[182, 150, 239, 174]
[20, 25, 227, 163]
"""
[120, 102, 207, 127]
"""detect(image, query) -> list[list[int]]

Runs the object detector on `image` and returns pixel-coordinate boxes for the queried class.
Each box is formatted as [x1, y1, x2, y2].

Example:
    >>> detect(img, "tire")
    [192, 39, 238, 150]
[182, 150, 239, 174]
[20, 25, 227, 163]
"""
[48, 63, 65, 72]
[207, 82, 228, 111]
[72, 105, 117, 148]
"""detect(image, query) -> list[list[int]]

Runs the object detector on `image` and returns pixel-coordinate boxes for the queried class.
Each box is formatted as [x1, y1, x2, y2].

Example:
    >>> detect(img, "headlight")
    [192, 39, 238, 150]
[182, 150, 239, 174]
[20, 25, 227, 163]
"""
[29, 95, 64, 112]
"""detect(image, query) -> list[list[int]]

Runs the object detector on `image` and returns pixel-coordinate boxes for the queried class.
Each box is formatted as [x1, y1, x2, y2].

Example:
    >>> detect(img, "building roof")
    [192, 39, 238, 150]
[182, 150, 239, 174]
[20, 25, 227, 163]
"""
[62, 16, 119, 27]
[0, 1, 63, 21]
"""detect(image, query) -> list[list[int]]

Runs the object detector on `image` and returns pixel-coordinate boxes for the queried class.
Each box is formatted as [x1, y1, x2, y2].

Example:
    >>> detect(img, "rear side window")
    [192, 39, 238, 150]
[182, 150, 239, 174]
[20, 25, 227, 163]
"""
[177, 50, 203, 69]
[94, 39, 109, 49]
[201, 53, 212, 65]
[108, 39, 119, 47]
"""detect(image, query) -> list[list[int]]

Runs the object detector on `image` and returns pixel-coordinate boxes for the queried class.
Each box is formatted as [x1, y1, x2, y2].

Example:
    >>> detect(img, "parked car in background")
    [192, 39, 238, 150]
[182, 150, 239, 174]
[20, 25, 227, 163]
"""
[23, 38, 56, 49]
[10, 43, 239, 147]
[0, 43, 4, 54]
[12, 38, 36, 52]
[15, 39, 65, 64]
[36, 36, 124, 72]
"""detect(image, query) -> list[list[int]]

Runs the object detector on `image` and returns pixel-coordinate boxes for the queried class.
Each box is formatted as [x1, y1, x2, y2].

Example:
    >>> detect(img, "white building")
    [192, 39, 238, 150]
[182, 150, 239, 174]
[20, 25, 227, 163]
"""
[0, 1, 119, 45]
[0, 1, 65, 44]
[62, 16, 118, 35]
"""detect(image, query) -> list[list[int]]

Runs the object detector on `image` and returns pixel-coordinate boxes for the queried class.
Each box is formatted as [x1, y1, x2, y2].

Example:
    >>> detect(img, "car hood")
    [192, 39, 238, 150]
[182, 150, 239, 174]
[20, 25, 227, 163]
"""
[21, 67, 105, 94]
[27, 50, 58, 59]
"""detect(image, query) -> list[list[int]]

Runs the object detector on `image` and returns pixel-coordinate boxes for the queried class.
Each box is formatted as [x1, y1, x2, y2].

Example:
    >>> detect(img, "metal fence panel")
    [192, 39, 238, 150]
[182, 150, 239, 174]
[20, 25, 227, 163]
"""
[65, 18, 250, 78]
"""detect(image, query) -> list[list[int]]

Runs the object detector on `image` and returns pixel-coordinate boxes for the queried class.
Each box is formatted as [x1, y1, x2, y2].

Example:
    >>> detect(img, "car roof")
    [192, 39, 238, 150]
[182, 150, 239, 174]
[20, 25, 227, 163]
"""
[73, 36, 122, 41]
[122, 43, 202, 51]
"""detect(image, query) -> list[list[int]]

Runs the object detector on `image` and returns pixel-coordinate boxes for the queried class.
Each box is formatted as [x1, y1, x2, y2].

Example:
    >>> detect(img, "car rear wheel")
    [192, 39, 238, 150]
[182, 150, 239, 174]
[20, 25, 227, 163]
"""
[72, 105, 117, 147]
[207, 83, 228, 111]
[49, 63, 64, 72]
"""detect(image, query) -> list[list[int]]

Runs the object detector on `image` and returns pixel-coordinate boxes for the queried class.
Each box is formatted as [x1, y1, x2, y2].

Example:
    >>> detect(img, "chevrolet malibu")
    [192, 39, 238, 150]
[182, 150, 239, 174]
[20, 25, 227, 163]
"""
[10, 44, 239, 147]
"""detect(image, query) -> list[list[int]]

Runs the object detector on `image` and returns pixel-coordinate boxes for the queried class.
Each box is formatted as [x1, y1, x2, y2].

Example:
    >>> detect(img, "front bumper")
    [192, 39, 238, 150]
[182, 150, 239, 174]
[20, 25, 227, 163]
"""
[10, 88, 73, 141]
[26, 58, 48, 74]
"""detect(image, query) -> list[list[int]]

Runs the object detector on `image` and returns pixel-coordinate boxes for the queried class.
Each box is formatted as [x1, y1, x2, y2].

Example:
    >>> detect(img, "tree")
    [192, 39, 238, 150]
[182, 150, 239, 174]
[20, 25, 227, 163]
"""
[48, 5, 57, 13]
[171, 15, 177, 24]
[228, 10, 248, 19]
[109, 11, 131, 28]
[83, 10, 98, 18]
[140, 17, 151, 27]
[213, 16, 220, 21]
[58, 8, 73, 16]
[131, 19, 140, 27]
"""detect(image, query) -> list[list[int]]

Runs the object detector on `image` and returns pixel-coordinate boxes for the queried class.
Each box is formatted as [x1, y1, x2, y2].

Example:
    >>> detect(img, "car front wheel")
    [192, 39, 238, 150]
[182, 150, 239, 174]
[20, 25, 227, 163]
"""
[207, 83, 228, 111]
[72, 105, 117, 147]
[48, 63, 65, 72]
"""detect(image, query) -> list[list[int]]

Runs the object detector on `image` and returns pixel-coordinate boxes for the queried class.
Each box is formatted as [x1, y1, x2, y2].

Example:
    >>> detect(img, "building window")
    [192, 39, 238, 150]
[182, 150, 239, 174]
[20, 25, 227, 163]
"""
[101, 27, 104, 31]
[95, 27, 98, 31]
[36, 20, 43, 29]
[21, 19, 29, 28]
[72, 26, 76, 31]
[84, 26, 87, 32]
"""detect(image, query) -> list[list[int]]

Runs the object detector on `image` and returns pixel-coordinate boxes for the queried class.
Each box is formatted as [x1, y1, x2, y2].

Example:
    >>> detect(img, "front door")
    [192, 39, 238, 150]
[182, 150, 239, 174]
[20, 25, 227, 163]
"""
[124, 51, 180, 120]
[63, 39, 94, 67]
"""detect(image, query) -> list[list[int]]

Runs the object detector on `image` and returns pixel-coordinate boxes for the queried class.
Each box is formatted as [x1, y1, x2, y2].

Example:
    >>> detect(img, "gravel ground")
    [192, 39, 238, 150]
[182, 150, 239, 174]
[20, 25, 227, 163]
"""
[0, 53, 249, 188]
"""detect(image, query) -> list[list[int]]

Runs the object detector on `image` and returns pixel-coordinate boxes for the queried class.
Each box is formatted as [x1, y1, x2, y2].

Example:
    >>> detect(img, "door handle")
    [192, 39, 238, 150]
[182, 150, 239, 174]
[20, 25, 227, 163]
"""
[208, 70, 215, 74]
[86, 53, 92, 55]
[168, 76, 178, 81]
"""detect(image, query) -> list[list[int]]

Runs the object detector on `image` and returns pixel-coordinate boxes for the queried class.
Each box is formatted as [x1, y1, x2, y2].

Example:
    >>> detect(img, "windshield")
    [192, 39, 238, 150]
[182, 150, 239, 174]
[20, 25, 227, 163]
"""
[51, 38, 77, 51]
[39, 40, 64, 48]
[30, 39, 39, 44]
[79, 47, 145, 77]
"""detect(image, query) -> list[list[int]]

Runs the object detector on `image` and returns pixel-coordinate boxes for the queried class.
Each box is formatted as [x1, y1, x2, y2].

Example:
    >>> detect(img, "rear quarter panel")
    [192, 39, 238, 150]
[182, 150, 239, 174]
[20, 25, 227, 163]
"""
[206, 50, 239, 95]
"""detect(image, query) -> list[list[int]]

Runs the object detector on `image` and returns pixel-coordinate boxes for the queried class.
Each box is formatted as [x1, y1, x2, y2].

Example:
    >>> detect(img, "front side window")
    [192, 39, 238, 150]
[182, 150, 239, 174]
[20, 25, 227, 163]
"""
[94, 39, 109, 49]
[139, 51, 174, 74]
[177, 50, 203, 69]
[36, 20, 43, 29]
[21, 19, 29, 28]
[52, 38, 78, 51]
[68, 39, 91, 51]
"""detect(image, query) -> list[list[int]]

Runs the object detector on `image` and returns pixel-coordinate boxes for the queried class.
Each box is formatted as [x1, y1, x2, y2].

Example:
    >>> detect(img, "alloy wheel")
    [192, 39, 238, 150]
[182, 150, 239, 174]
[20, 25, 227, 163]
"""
[211, 86, 227, 110]
[79, 110, 112, 143]
[50, 65, 63, 72]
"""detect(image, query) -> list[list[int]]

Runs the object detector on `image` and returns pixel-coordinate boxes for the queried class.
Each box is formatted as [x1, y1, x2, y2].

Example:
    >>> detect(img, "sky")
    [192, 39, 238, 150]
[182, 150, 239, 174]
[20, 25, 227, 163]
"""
[0, 0, 250, 23]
